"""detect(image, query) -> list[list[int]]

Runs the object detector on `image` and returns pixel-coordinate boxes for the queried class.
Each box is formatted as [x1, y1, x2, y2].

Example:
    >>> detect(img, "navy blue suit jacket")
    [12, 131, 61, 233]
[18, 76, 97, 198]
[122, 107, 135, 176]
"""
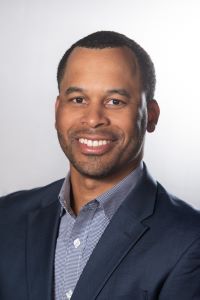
[0, 167, 200, 300]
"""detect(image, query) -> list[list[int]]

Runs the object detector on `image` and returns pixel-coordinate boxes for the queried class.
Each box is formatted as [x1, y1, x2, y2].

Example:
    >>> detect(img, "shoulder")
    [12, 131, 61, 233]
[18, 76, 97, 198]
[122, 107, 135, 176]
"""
[157, 182, 199, 218]
[0, 178, 64, 215]
[154, 182, 200, 239]
[152, 185, 200, 298]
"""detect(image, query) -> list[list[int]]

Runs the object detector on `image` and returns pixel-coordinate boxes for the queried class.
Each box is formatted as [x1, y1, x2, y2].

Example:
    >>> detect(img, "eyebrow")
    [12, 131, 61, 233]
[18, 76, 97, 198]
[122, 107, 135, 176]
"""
[64, 86, 131, 98]
[106, 89, 131, 99]
[65, 86, 85, 95]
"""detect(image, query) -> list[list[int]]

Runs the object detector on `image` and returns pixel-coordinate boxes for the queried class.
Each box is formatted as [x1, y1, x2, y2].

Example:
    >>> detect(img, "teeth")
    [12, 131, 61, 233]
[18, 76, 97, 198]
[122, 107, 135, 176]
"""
[88, 140, 93, 147]
[79, 138, 85, 144]
[79, 138, 111, 147]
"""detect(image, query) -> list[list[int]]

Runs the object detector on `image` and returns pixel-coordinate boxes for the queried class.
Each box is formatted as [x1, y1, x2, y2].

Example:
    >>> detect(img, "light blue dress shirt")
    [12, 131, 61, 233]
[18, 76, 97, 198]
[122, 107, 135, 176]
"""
[54, 163, 143, 300]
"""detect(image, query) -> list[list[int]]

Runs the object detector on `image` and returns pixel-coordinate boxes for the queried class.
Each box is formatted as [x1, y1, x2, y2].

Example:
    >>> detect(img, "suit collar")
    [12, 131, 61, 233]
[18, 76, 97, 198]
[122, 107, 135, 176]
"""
[121, 164, 157, 221]
[72, 165, 157, 300]
[26, 167, 157, 300]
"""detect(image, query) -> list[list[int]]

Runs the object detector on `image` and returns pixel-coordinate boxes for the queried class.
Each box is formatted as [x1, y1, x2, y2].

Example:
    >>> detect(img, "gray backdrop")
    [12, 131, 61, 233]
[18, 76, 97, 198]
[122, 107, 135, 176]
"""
[0, 0, 200, 208]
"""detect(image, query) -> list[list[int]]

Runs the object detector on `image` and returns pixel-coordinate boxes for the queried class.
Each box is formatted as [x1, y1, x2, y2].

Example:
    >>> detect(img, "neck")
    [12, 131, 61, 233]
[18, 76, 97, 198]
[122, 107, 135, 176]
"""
[69, 162, 140, 215]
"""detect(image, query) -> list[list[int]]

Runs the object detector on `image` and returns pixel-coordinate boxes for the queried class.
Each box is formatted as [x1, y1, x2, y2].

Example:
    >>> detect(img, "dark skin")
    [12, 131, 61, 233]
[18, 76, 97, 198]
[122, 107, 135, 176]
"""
[55, 47, 160, 215]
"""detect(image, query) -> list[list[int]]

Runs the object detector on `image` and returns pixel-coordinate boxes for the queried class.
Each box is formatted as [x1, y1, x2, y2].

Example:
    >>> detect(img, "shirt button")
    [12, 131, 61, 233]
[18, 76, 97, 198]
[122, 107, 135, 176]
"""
[66, 289, 73, 299]
[73, 238, 81, 248]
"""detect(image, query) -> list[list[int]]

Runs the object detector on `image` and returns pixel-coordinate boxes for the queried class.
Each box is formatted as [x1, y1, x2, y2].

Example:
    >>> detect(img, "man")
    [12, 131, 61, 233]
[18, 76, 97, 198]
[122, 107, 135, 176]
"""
[0, 31, 200, 300]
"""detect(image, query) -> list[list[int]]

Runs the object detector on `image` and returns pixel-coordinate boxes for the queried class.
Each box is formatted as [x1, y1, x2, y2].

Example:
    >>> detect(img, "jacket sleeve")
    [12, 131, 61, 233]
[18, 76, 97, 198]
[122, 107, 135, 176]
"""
[159, 236, 200, 300]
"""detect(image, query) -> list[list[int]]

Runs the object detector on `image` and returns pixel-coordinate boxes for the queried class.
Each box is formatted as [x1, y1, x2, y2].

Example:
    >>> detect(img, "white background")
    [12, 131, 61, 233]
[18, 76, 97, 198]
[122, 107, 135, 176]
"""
[0, 0, 200, 208]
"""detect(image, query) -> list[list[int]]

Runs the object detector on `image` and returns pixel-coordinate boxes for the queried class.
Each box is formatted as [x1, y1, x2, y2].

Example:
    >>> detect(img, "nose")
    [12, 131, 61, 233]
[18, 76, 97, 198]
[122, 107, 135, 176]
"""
[81, 103, 110, 128]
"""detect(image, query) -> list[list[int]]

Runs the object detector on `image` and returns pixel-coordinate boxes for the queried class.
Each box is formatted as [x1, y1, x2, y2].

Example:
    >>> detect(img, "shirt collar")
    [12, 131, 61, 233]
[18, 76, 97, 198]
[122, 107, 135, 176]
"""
[96, 162, 143, 220]
[58, 162, 143, 220]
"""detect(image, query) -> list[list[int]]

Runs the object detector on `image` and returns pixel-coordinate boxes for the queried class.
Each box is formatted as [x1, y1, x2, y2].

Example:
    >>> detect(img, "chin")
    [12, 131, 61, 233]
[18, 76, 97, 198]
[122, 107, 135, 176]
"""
[71, 161, 120, 179]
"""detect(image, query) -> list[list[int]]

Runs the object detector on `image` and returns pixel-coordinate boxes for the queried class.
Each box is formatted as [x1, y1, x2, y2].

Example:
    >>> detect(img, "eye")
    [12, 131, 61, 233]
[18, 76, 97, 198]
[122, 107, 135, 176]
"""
[72, 97, 86, 104]
[106, 98, 125, 106]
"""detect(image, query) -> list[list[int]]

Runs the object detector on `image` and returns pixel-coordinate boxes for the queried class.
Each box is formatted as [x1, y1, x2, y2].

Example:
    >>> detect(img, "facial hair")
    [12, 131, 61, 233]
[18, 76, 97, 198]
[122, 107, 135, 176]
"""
[57, 123, 146, 179]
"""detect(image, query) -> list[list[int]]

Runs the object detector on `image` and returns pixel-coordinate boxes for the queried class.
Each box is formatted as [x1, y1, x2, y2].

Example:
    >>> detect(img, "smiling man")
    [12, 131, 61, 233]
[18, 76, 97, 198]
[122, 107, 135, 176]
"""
[0, 31, 200, 300]
[55, 45, 158, 214]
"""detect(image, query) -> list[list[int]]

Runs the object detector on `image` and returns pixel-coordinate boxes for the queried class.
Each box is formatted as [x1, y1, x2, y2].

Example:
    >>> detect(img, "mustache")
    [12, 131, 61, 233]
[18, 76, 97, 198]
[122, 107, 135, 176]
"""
[68, 128, 121, 141]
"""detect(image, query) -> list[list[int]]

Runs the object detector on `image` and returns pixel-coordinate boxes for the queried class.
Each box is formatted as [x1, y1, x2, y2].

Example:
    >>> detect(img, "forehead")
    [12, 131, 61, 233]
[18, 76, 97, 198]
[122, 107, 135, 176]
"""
[60, 47, 141, 92]
[67, 46, 138, 73]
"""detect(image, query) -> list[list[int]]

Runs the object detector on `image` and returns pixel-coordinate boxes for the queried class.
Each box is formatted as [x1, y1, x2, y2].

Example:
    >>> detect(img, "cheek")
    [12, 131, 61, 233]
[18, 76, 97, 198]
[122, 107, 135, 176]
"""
[118, 112, 147, 143]
[116, 112, 138, 137]
[56, 109, 74, 132]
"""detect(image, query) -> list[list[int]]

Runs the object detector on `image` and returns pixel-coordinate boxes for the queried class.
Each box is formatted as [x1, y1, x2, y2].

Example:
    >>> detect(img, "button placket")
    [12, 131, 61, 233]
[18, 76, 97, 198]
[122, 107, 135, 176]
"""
[62, 202, 98, 300]
[66, 289, 73, 299]
[73, 238, 81, 248]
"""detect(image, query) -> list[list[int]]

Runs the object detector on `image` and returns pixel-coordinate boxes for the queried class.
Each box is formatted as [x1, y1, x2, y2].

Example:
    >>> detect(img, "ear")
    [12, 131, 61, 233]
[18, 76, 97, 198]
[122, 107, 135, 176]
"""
[147, 99, 160, 133]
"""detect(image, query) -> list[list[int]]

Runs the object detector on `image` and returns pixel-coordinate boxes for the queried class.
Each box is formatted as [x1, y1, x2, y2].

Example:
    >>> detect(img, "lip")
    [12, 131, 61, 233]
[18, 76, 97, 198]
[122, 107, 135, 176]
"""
[76, 137, 116, 155]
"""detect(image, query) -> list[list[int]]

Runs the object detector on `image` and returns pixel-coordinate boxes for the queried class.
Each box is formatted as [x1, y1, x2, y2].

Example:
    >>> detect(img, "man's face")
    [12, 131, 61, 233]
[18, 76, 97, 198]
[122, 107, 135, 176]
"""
[55, 47, 157, 179]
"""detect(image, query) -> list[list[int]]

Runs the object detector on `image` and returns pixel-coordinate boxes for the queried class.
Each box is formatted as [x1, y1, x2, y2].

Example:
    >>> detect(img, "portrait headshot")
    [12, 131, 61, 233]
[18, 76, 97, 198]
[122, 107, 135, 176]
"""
[0, 1, 200, 300]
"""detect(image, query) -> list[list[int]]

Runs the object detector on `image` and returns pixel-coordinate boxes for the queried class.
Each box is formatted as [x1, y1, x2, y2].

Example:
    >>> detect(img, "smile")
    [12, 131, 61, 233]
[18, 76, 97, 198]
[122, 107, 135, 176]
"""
[78, 138, 111, 147]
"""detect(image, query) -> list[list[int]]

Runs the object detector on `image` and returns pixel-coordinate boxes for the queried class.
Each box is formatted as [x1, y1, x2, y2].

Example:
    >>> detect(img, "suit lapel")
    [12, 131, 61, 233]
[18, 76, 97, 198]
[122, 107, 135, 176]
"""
[72, 166, 158, 300]
[72, 207, 149, 300]
[26, 200, 61, 300]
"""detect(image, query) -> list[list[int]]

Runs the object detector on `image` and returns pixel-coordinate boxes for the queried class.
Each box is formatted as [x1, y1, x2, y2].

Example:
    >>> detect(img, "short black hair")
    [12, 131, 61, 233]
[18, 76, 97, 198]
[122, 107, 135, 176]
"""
[57, 31, 156, 101]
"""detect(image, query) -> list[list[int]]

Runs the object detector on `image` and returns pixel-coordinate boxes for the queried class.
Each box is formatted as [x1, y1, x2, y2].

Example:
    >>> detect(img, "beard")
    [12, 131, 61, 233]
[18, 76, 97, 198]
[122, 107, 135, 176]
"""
[57, 126, 145, 180]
